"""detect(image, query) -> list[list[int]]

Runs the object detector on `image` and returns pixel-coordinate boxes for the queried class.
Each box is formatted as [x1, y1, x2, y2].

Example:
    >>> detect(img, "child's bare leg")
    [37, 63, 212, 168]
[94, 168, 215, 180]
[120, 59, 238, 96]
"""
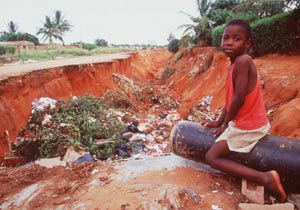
[205, 140, 286, 201]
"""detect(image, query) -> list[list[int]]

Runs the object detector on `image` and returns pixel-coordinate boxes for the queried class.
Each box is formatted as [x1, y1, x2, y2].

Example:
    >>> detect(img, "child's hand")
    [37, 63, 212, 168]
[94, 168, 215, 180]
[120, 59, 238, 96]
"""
[213, 126, 226, 137]
[201, 120, 220, 128]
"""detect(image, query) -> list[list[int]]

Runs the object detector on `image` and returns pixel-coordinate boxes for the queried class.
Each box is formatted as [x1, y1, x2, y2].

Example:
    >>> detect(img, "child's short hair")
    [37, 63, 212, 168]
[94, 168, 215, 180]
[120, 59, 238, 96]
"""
[225, 19, 252, 39]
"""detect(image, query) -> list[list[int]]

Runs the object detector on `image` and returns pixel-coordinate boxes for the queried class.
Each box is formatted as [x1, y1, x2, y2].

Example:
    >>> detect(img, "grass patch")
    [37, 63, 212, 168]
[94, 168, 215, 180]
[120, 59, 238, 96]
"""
[15, 46, 135, 61]
[18, 47, 91, 61]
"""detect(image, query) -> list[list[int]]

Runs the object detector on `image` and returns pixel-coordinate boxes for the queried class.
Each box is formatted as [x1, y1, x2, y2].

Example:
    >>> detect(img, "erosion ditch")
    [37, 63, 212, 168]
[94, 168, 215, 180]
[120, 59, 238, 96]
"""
[0, 50, 172, 161]
[0, 47, 299, 164]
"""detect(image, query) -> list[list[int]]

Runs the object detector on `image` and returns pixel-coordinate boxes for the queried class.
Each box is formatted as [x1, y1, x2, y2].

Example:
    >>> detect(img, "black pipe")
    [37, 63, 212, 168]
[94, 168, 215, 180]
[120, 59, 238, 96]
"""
[170, 120, 300, 193]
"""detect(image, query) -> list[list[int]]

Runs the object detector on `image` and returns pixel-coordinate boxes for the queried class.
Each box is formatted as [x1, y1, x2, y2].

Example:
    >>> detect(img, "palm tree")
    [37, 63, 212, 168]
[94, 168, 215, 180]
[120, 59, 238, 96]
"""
[177, 0, 213, 47]
[178, 13, 213, 47]
[196, 0, 211, 17]
[53, 10, 73, 45]
[285, 0, 300, 8]
[7, 21, 19, 33]
[233, 0, 287, 17]
[37, 16, 57, 44]
[37, 10, 72, 44]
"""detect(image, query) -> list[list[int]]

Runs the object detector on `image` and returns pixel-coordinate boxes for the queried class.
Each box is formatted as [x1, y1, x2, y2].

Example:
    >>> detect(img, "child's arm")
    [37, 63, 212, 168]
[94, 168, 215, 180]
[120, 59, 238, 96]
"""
[223, 55, 250, 128]
[202, 106, 227, 127]
[213, 56, 250, 137]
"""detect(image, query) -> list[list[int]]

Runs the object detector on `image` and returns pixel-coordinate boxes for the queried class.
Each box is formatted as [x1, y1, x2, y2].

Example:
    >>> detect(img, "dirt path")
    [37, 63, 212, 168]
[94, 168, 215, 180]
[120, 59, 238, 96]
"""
[0, 53, 130, 80]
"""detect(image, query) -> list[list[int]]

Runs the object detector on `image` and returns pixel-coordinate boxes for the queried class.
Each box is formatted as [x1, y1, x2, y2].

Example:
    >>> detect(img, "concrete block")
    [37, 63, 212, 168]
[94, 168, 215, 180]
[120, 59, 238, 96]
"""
[35, 157, 66, 168]
[241, 178, 264, 204]
[238, 202, 294, 210]
[287, 194, 300, 210]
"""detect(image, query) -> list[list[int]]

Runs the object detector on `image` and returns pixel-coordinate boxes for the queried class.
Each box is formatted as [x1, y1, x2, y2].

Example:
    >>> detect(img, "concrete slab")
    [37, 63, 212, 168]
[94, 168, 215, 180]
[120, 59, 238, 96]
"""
[241, 179, 264, 204]
[113, 153, 220, 181]
[238, 202, 294, 210]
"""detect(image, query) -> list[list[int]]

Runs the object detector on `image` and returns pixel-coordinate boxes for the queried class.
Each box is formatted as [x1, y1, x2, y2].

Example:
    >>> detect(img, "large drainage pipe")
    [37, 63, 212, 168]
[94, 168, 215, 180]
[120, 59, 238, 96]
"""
[170, 120, 300, 193]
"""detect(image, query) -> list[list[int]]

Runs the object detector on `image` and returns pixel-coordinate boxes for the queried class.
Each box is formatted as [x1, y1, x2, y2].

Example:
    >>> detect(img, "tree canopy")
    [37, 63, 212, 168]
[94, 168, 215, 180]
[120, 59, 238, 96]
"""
[37, 10, 72, 44]
[0, 32, 39, 45]
[6, 21, 19, 33]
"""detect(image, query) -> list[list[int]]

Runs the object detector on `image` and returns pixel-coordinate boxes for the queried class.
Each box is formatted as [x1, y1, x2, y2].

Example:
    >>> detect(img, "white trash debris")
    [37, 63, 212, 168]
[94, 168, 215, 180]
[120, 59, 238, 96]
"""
[32, 97, 57, 113]
[42, 114, 52, 125]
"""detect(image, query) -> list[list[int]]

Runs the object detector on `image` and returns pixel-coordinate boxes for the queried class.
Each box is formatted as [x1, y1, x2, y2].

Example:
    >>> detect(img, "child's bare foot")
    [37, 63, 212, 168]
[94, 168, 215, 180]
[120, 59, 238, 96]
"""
[265, 170, 286, 202]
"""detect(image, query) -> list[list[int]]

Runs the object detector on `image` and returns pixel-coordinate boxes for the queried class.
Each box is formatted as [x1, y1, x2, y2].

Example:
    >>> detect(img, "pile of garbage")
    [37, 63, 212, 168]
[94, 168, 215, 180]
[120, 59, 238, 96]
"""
[8, 94, 182, 166]
[12, 95, 125, 163]
[188, 96, 222, 122]
[6, 87, 219, 167]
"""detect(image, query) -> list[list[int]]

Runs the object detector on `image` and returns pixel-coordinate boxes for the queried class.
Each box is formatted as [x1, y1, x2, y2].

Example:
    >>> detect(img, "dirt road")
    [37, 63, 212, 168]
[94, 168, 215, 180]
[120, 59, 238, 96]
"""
[0, 53, 130, 79]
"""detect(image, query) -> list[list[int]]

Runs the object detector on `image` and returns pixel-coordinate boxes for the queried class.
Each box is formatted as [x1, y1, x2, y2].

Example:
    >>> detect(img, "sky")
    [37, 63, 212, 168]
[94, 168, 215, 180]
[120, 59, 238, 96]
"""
[0, 0, 199, 45]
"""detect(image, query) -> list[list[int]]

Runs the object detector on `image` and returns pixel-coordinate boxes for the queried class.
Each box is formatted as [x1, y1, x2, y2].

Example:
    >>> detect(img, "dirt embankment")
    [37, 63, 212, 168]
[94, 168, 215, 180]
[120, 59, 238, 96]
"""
[0, 50, 172, 161]
[165, 48, 300, 139]
[0, 48, 299, 162]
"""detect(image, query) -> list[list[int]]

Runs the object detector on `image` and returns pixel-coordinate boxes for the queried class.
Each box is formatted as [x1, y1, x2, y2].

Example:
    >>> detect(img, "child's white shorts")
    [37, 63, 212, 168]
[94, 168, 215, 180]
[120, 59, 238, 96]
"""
[215, 121, 270, 153]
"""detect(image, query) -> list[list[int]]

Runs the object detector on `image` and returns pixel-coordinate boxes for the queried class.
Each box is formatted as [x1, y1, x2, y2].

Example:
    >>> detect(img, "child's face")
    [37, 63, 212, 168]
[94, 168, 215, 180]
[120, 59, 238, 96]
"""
[221, 25, 250, 59]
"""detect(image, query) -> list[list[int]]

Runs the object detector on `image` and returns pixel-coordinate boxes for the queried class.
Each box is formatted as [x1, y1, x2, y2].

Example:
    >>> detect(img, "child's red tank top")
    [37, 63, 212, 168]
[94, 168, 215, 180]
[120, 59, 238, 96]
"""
[225, 58, 268, 130]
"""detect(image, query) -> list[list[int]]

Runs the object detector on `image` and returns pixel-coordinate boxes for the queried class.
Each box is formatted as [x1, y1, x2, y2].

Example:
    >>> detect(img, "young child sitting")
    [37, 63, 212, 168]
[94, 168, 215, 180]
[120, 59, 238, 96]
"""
[202, 19, 286, 202]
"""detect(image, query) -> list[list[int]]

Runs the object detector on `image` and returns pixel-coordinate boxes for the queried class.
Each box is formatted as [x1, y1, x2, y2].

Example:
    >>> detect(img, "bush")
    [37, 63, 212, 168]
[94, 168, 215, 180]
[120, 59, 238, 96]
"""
[212, 24, 225, 49]
[95, 38, 108, 47]
[0, 45, 16, 55]
[251, 10, 300, 56]
[212, 13, 258, 48]
[0, 32, 39, 45]
[212, 10, 300, 56]
[168, 39, 179, 53]
[176, 51, 184, 61]
[161, 67, 175, 82]
[82, 42, 97, 51]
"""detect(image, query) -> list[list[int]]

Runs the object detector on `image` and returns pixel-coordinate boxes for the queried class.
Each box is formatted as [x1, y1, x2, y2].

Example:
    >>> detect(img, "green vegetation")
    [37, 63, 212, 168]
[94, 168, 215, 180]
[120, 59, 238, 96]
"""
[177, 0, 213, 47]
[176, 51, 184, 61]
[37, 10, 72, 44]
[168, 39, 179, 53]
[7, 21, 19, 33]
[0, 32, 39, 45]
[234, 0, 285, 17]
[178, 0, 300, 56]
[212, 9, 300, 56]
[0, 45, 16, 55]
[82, 42, 97, 51]
[14, 95, 126, 162]
[161, 67, 176, 82]
[251, 9, 300, 56]
[18, 47, 88, 61]
[212, 24, 225, 49]
[15, 46, 134, 61]
[90, 46, 132, 54]
[95, 38, 108, 47]
[206, 0, 240, 27]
